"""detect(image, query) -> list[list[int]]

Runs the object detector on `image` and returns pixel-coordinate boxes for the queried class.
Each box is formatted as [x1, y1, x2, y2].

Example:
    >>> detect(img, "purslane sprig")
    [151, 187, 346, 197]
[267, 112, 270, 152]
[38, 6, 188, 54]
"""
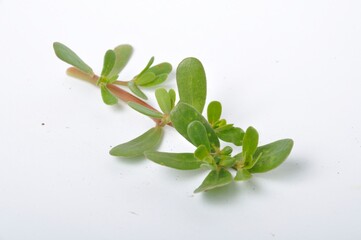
[53, 42, 294, 193]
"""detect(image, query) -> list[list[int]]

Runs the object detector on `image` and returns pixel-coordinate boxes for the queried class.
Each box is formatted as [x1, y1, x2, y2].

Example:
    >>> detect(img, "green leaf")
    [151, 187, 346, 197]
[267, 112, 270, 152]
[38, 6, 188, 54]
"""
[128, 81, 148, 100]
[194, 145, 210, 161]
[145, 151, 202, 170]
[110, 127, 163, 157]
[169, 89, 176, 109]
[187, 121, 211, 151]
[138, 56, 155, 76]
[249, 139, 294, 173]
[170, 102, 220, 150]
[234, 169, 252, 181]
[53, 42, 93, 75]
[219, 156, 236, 168]
[216, 127, 245, 146]
[147, 62, 172, 75]
[220, 146, 233, 155]
[128, 101, 163, 119]
[243, 126, 259, 158]
[207, 101, 222, 125]
[194, 168, 233, 193]
[136, 72, 156, 85]
[176, 57, 207, 113]
[155, 88, 172, 114]
[101, 50, 116, 78]
[108, 44, 133, 78]
[101, 85, 118, 105]
[140, 73, 169, 88]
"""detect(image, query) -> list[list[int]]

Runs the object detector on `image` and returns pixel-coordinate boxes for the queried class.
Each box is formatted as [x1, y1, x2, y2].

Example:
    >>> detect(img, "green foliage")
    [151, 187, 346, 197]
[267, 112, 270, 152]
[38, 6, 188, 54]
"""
[108, 44, 133, 78]
[187, 121, 211, 151]
[128, 102, 163, 119]
[53, 42, 94, 75]
[155, 88, 172, 114]
[110, 127, 163, 157]
[101, 85, 118, 105]
[170, 103, 220, 150]
[234, 169, 252, 181]
[249, 139, 294, 173]
[128, 81, 148, 100]
[145, 151, 202, 170]
[207, 101, 222, 125]
[194, 168, 233, 193]
[176, 58, 207, 113]
[54, 42, 295, 195]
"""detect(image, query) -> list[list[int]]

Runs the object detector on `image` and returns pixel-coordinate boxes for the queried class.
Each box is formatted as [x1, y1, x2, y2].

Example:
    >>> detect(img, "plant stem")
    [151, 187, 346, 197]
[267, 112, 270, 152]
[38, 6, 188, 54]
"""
[113, 80, 129, 86]
[66, 67, 166, 126]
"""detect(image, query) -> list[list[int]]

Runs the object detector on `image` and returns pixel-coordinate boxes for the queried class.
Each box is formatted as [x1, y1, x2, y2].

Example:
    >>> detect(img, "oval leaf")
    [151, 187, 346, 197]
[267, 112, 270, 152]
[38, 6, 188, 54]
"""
[110, 127, 163, 157]
[170, 103, 220, 150]
[101, 85, 118, 105]
[176, 57, 207, 113]
[128, 102, 163, 119]
[140, 73, 169, 88]
[136, 72, 156, 86]
[216, 127, 245, 146]
[207, 101, 222, 125]
[147, 62, 172, 76]
[145, 151, 202, 170]
[194, 168, 233, 193]
[53, 42, 93, 75]
[128, 81, 148, 100]
[187, 121, 211, 151]
[155, 88, 172, 114]
[101, 50, 116, 78]
[243, 126, 259, 156]
[108, 44, 133, 78]
[249, 139, 294, 173]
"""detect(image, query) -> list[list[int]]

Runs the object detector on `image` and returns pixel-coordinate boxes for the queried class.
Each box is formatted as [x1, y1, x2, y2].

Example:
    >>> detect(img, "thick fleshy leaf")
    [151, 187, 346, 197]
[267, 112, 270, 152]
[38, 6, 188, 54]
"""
[187, 121, 210, 151]
[136, 72, 156, 86]
[234, 169, 252, 181]
[216, 127, 244, 146]
[176, 57, 207, 113]
[108, 44, 133, 78]
[145, 151, 202, 170]
[243, 126, 259, 158]
[219, 156, 236, 168]
[147, 62, 172, 75]
[53, 42, 93, 75]
[194, 145, 210, 161]
[128, 102, 163, 119]
[170, 103, 220, 149]
[101, 50, 116, 78]
[128, 81, 148, 100]
[101, 85, 118, 105]
[140, 73, 169, 88]
[194, 168, 233, 193]
[249, 139, 294, 173]
[220, 146, 233, 155]
[207, 101, 222, 125]
[155, 88, 172, 114]
[110, 127, 163, 157]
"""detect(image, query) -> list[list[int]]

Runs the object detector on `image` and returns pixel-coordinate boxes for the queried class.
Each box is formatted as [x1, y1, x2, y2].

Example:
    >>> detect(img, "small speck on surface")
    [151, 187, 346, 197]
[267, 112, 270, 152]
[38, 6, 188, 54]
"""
[41, 123, 45, 126]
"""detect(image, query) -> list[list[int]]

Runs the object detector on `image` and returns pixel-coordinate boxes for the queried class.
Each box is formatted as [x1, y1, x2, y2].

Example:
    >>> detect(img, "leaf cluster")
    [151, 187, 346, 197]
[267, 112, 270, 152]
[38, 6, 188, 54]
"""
[53, 42, 294, 194]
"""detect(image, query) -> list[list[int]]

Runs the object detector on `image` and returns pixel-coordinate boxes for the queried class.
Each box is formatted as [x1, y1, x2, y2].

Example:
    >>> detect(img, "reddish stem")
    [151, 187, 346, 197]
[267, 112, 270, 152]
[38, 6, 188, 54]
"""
[66, 67, 167, 126]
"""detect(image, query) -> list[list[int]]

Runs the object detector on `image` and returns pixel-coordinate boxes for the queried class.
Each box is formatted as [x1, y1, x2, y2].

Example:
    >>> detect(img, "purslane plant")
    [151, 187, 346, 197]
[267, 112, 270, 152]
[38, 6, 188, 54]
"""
[53, 42, 294, 193]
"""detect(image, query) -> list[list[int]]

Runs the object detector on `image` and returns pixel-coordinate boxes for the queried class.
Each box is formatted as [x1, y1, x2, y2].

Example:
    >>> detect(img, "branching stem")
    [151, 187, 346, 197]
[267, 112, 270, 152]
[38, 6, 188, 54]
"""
[66, 67, 170, 126]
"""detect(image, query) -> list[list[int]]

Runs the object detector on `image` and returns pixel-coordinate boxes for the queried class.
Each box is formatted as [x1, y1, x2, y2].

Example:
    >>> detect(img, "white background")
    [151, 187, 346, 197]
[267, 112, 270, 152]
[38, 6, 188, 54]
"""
[1, 0, 361, 239]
